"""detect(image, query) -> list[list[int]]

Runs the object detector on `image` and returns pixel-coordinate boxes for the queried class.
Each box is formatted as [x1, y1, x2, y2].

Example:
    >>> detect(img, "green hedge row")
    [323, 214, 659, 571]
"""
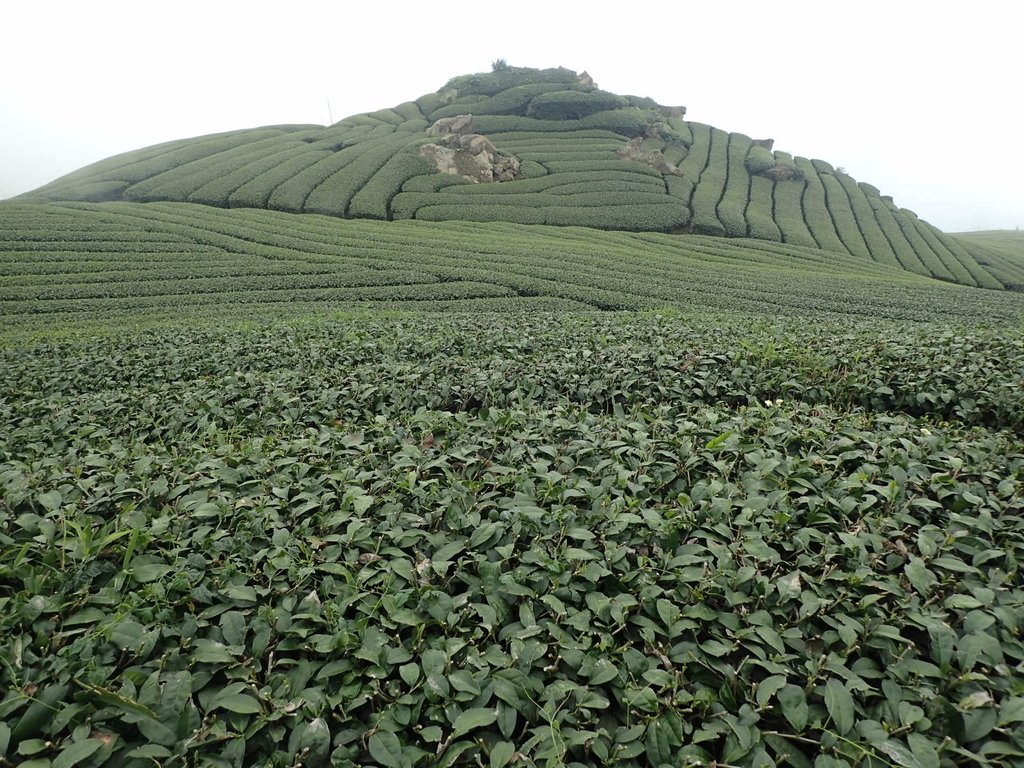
[892, 211, 959, 282]
[100, 130, 290, 187]
[187, 144, 320, 207]
[266, 143, 373, 213]
[413, 201, 687, 231]
[746, 176, 782, 242]
[304, 134, 415, 217]
[867, 197, 931, 275]
[392, 190, 673, 219]
[717, 133, 754, 238]
[676, 122, 712, 180]
[665, 175, 695, 206]
[400, 173, 472, 193]
[665, 116, 693, 145]
[350, 151, 437, 220]
[925, 227, 1004, 290]
[488, 129, 626, 144]
[440, 170, 663, 196]
[23, 128, 302, 198]
[363, 107, 408, 126]
[512, 148, 622, 163]
[820, 174, 871, 259]
[544, 179, 667, 196]
[227, 149, 332, 209]
[519, 160, 548, 178]
[540, 159, 662, 176]
[526, 90, 630, 120]
[470, 109, 655, 138]
[772, 177, 822, 248]
[831, 171, 902, 268]
[911, 220, 981, 286]
[793, 158, 848, 254]
[122, 134, 305, 204]
[688, 126, 729, 236]
[31, 180, 128, 204]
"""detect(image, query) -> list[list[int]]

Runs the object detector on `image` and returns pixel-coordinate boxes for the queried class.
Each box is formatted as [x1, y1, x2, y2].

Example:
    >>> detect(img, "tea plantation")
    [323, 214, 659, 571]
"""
[2, 65, 1024, 768]
[14, 65, 1016, 292]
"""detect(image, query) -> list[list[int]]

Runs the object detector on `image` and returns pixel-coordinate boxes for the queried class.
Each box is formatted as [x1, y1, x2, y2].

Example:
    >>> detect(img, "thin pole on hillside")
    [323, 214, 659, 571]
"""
[327, 100, 334, 126]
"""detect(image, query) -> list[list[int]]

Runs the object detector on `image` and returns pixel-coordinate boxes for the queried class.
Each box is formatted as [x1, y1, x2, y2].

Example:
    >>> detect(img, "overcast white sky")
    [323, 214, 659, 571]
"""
[1, 0, 1020, 232]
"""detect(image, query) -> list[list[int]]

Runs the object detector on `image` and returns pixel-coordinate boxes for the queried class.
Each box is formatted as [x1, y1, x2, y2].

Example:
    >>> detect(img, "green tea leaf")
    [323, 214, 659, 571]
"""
[213, 693, 261, 714]
[52, 738, 103, 768]
[490, 741, 515, 768]
[778, 685, 808, 732]
[452, 707, 498, 737]
[368, 732, 404, 768]
[824, 679, 855, 735]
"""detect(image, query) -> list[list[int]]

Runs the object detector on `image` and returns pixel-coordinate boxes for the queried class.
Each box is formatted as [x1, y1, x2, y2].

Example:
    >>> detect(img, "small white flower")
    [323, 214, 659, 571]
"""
[775, 398, 784, 406]
[921, 428, 931, 436]
[764, 399, 773, 407]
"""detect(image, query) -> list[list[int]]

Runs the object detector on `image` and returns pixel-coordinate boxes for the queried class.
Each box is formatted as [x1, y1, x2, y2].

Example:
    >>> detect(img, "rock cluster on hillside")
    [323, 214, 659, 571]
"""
[420, 115, 521, 183]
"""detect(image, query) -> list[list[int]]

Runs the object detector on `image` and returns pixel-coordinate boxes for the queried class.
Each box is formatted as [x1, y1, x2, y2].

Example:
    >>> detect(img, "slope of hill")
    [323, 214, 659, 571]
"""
[956, 230, 1024, 290]
[3, 201, 1023, 338]
[16, 65, 1007, 290]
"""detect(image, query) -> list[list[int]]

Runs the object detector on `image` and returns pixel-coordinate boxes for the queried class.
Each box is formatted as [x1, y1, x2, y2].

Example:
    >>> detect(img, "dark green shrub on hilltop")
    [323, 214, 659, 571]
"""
[526, 90, 630, 120]
[442, 66, 578, 97]
[429, 82, 588, 121]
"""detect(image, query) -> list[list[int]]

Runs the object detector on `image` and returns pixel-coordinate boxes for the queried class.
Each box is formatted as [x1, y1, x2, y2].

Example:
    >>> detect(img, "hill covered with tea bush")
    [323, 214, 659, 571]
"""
[17, 65, 1019, 291]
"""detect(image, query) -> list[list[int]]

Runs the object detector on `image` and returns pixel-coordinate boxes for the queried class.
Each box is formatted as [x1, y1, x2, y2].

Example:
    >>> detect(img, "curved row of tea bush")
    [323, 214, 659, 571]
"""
[2, 202, 1022, 335]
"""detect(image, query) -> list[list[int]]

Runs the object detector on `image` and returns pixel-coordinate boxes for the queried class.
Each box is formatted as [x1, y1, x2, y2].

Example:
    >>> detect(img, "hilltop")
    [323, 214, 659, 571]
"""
[16, 64, 1020, 291]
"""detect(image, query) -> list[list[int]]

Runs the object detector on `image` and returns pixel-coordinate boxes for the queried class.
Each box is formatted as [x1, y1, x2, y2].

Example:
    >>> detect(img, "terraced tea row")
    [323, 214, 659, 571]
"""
[3, 202, 1022, 336]
[16, 66, 1010, 290]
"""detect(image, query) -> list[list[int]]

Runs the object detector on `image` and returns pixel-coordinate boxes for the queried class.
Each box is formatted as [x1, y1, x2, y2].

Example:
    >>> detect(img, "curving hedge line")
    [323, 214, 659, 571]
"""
[526, 90, 630, 120]
[794, 158, 847, 254]
[820, 173, 872, 259]
[717, 133, 754, 238]
[689, 126, 729, 237]
[746, 175, 782, 242]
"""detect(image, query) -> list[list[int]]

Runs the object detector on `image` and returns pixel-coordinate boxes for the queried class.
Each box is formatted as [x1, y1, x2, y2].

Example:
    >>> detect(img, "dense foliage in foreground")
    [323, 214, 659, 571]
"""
[2, 313, 1023, 767]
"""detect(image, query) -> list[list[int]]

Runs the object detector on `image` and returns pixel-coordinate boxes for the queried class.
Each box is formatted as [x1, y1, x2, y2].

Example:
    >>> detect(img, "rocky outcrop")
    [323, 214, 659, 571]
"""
[616, 137, 684, 176]
[421, 115, 521, 183]
[427, 114, 473, 137]
[760, 164, 802, 182]
[658, 105, 687, 119]
[753, 138, 775, 150]
[577, 71, 596, 87]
